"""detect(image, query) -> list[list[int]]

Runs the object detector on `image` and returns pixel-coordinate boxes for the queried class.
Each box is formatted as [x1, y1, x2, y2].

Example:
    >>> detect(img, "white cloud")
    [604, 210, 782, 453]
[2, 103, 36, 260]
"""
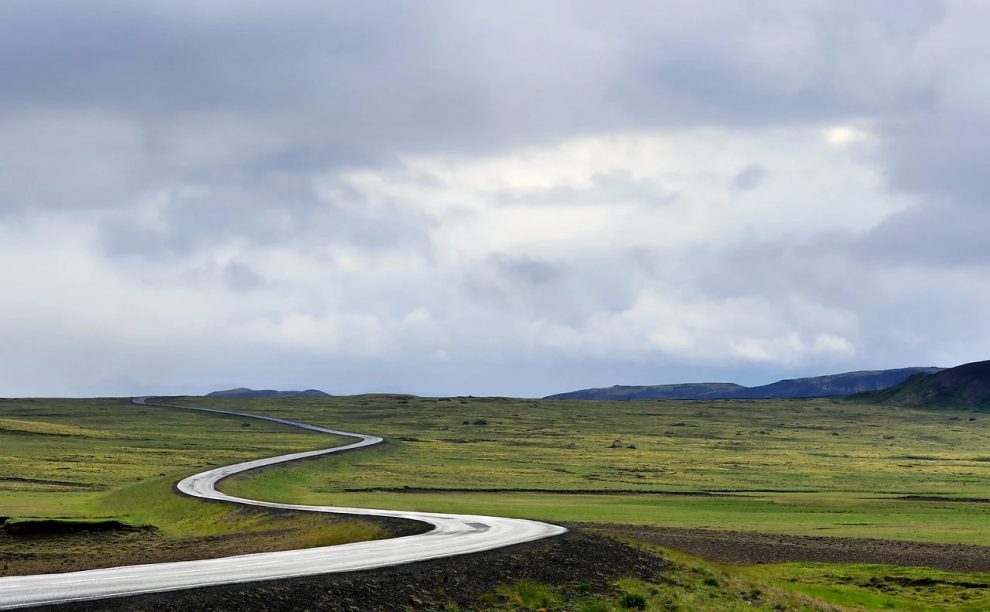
[822, 125, 872, 147]
[0, 119, 969, 395]
[329, 126, 912, 263]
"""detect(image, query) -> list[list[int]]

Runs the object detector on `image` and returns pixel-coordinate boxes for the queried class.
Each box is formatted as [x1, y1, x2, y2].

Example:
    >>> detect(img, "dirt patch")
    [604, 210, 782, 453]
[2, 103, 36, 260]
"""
[0, 477, 102, 490]
[896, 495, 990, 503]
[343, 486, 737, 496]
[35, 532, 667, 611]
[0, 512, 423, 577]
[879, 575, 988, 589]
[1, 519, 150, 537]
[583, 523, 990, 572]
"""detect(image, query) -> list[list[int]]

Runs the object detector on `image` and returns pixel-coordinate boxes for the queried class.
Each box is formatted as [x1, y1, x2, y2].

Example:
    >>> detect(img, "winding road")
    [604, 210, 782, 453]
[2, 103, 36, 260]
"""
[0, 397, 567, 610]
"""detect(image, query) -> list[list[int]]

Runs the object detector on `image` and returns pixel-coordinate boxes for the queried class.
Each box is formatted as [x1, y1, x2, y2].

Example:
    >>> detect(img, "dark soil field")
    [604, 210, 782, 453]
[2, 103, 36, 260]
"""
[584, 524, 990, 573]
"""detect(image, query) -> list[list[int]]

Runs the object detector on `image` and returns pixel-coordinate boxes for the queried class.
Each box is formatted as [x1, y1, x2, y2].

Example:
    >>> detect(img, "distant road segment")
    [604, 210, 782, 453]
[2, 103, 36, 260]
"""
[0, 397, 567, 610]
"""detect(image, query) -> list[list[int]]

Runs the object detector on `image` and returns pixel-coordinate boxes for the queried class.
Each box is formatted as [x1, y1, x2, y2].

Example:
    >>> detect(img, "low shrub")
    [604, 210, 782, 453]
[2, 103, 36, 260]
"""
[620, 591, 647, 609]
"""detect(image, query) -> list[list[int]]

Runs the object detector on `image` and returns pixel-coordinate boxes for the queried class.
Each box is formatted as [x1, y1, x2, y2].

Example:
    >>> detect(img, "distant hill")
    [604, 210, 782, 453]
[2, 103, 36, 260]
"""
[546, 367, 943, 401]
[548, 382, 746, 401]
[724, 368, 944, 399]
[858, 360, 990, 410]
[207, 388, 331, 399]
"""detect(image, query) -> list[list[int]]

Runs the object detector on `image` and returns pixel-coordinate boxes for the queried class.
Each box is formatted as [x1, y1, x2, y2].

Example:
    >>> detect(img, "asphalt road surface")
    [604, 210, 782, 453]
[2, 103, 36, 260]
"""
[0, 397, 567, 610]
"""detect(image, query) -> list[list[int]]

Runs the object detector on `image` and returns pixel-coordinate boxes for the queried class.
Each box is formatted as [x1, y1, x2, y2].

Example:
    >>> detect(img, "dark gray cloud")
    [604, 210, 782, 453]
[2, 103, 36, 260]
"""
[0, 1, 946, 160]
[732, 165, 768, 191]
[493, 256, 562, 286]
[859, 203, 990, 267]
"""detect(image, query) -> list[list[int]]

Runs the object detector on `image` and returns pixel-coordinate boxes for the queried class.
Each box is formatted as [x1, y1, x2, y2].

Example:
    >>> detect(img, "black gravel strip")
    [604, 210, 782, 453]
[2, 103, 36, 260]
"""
[586, 524, 990, 573]
[343, 487, 739, 497]
[36, 532, 667, 611]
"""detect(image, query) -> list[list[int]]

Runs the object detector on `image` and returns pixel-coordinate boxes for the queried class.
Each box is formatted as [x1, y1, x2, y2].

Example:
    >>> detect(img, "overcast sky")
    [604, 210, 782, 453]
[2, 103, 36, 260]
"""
[2, 1, 988, 397]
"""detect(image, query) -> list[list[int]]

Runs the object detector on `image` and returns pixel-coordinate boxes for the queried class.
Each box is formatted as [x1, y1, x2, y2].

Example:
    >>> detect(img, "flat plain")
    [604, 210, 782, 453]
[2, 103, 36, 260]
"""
[3, 394, 990, 610]
[210, 395, 990, 542]
[0, 398, 404, 576]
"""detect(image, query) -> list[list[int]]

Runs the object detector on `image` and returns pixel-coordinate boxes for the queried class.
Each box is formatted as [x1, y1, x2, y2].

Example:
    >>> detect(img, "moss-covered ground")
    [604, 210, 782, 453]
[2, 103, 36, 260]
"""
[0, 397, 397, 575]
[199, 394, 990, 545]
[3, 393, 990, 609]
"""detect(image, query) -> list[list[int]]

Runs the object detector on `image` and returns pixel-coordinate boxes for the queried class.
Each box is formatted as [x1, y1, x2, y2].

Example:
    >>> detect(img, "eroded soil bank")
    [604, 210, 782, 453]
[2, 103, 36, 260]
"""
[0, 510, 424, 577]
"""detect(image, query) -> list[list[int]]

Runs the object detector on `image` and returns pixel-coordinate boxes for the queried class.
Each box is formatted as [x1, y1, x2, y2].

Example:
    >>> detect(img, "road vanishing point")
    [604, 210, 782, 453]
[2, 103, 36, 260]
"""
[0, 397, 567, 609]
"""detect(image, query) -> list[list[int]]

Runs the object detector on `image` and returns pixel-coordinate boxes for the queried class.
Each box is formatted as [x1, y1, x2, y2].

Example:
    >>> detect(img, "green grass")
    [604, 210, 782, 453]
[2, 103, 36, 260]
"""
[0, 417, 120, 438]
[221, 488, 990, 545]
[192, 393, 990, 545]
[187, 394, 990, 497]
[0, 397, 388, 574]
[480, 542, 990, 611]
[646, 544, 990, 611]
[754, 563, 990, 611]
[496, 579, 561, 609]
[0, 398, 337, 518]
[4, 393, 990, 603]
[6, 394, 990, 545]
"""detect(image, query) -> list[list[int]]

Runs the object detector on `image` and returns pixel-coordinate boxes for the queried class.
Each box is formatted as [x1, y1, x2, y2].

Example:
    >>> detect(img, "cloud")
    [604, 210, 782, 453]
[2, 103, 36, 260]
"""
[731, 165, 768, 191]
[859, 203, 990, 266]
[0, 1, 988, 396]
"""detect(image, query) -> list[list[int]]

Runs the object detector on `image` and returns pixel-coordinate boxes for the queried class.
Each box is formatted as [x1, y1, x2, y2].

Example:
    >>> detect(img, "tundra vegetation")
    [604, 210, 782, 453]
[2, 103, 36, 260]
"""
[2, 394, 989, 609]
[0, 398, 402, 576]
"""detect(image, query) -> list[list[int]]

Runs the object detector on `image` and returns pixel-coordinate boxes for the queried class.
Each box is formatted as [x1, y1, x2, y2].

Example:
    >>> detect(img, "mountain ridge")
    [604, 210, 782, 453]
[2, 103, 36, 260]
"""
[206, 388, 331, 399]
[546, 367, 943, 401]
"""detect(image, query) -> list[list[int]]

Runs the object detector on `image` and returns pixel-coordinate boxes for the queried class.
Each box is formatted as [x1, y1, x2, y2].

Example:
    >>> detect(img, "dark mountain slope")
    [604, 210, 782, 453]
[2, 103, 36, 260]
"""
[207, 388, 331, 399]
[546, 367, 942, 401]
[860, 360, 990, 410]
[726, 368, 944, 399]
[547, 383, 745, 401]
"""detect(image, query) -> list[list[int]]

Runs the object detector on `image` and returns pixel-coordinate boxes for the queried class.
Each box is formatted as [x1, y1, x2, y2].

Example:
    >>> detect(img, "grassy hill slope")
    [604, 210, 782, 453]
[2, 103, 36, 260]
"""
[546, 382, 745, 400]
[861, 360, 990, 410]
[207, 388, 331, 398]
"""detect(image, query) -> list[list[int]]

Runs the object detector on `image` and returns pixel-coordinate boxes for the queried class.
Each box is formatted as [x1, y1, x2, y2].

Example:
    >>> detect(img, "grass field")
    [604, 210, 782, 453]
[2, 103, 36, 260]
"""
[188, 394, 990, 545]
[222, 488, 990, 545]
[0, 398, 335, 517]
[193, 394, 990, 497]
[493, 544, 990, 611]
[0, 397, 397, 575]
[3, 393, 990, 609]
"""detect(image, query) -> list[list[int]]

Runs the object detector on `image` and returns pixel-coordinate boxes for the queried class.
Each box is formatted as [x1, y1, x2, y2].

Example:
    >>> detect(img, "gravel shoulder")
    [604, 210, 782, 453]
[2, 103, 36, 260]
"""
[28, 524, 990, 611]
[36, 532, 666, 611]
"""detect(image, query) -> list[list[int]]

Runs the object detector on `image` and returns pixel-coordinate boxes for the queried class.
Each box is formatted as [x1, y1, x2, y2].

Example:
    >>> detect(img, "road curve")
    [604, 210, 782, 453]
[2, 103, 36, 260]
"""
[0, 397, 567, 610]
